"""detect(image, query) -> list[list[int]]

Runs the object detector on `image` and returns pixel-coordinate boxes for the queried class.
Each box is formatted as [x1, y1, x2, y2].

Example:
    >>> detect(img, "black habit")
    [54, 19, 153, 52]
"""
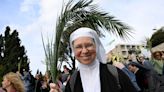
[65, 63, 137, 92]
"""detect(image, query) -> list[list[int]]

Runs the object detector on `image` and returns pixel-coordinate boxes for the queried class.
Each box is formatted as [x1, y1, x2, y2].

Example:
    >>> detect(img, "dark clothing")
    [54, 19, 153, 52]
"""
[135, 69, 148, 92]
[65, 63, 137, 92]
[61, 73, 70, 83]
[35, 79, 42, 92]
[143, 60, 153, 70]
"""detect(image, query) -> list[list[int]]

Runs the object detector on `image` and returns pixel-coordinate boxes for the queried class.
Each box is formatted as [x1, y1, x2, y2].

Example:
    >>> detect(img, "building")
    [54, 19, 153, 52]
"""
[106, 44, 146, 63]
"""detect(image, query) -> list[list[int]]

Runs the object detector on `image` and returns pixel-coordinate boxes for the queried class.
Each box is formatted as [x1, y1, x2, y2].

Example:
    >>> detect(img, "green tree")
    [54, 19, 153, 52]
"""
[47, 0, 132, 82]
[150, 27, 164, 48]
[0, 35, 3, 62]
[0, 26, 29, 80]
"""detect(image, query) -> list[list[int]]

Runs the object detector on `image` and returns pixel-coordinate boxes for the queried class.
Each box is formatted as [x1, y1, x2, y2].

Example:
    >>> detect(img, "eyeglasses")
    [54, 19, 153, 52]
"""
[155, 54, 161, 57]
[73, 43, 95, 52]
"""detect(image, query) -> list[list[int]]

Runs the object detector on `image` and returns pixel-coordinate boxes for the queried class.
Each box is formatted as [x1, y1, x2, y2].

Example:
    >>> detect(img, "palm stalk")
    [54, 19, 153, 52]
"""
[56, 0, 132, 70]
[50, 0, 133, 82]
[41, 33, 56, 82]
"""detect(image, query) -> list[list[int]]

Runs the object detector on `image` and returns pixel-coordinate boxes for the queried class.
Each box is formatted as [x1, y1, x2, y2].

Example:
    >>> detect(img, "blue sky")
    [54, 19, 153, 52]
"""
[0, 0, 164, 75]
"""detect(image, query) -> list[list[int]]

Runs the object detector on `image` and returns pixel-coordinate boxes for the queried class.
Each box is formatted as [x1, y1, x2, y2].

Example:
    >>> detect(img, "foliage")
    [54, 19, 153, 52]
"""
[142, 37, 152, 50]
[150, 27, 164, 48]
[49, 0, 132, 82]
[41, 33, 55, 72]
[0, 26, 29, 83]
[58, 0, 132, 67]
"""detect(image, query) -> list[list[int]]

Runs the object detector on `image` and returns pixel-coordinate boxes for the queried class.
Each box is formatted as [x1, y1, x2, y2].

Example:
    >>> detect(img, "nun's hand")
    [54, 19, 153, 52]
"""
[49, 83, 62, 92]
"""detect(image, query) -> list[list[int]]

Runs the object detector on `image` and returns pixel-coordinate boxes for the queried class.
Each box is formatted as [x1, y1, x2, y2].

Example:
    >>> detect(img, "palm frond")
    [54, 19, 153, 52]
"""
[50, 0, 133, 82]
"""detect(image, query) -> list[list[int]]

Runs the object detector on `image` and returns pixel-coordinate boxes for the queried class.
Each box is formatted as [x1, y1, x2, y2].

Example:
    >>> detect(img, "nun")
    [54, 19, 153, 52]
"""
[50, 27, 137, 92]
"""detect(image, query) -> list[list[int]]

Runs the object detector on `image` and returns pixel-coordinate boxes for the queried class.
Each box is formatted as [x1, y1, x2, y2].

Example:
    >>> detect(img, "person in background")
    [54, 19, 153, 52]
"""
[149, 51, 164, 92]
[151, 51, 164, 75]
[2, 72, 25, 92]
[41, 71, 53, 92]
[137, 54, 153, 70]
[22, 69, 35, 92]
[136, 54, 158, 92]
[50, 27, 137, 92]
[112, 61, 141, 92]
[128, 62, 149, 92]
[34, 72, 43, 92]
[61, 65, 71, 86]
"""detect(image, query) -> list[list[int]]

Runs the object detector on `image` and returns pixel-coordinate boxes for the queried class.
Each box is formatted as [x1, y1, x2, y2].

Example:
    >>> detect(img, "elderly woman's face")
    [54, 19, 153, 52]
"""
[73, 37, 96, 65]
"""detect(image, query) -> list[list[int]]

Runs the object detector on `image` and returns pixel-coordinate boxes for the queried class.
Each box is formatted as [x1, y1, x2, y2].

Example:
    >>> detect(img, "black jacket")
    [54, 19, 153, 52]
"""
[65, 63, 137, 92]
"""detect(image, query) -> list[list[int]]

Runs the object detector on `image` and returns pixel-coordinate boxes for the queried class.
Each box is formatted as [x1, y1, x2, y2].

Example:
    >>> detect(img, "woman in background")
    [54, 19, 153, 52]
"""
[2, 72, 25, 92]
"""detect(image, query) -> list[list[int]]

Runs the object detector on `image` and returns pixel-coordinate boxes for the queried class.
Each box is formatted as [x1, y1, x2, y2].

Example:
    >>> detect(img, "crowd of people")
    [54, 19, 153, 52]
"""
[49, 27, 164, 92]
[0, 64, 72, 92]
[109, 50, 164, 92]
[0, 27, 164, 92]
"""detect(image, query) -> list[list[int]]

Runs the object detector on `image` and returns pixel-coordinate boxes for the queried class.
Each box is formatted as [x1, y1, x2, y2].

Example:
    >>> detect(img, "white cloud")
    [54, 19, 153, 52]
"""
[18, 0, 67, 74]
[20, 0, 38, 12]
[98, 0, 164, 44]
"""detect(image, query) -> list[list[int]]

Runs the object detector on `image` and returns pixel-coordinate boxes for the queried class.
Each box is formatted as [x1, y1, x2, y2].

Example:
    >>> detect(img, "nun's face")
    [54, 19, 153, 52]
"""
[73, 37, 96, 65]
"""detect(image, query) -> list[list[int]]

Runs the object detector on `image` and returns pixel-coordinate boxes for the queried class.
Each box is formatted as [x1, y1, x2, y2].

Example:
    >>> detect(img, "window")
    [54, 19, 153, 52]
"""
[122, 51, 127, 55]
[120, 45, 125, 49]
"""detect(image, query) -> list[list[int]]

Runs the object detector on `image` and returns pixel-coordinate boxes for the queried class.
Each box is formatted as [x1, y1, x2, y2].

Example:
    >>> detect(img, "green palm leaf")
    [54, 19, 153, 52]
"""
[50, 0, 133, 82]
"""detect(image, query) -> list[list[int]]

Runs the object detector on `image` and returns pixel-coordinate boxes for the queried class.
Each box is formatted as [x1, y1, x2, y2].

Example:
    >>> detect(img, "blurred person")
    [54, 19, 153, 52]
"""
[50, 27, 137, 92]
[151, 51, 163, 75]
[41, 71, 53, 92]
[127, 50, 137, 62]
[2, 72, 25, 92]
[113, 61, 141, 92]
[137, 54, 153, 70]
[128, 62, 150, 92]
[34, 72, 42, 92]
[136, 54, 158, 92]
[44, 70, 52, 84]
[41, 77, 49, 92]
[149, 51, 164, 92]
[22, 69, 35, 92]
[61, 65, 71, 86]
[152, 51, 162, 60]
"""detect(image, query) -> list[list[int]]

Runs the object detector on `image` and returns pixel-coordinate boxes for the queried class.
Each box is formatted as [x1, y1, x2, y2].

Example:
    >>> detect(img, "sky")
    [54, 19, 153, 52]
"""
[0, 0, 164, 75]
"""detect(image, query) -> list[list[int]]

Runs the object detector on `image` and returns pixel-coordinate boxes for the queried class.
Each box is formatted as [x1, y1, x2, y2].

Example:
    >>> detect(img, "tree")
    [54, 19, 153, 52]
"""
[142, 37, 151, 50]
[48, 0, 132, 82]
[150, 27, 164, 48]
[0, 26, 29, 82]
[0, 35, 3, 62]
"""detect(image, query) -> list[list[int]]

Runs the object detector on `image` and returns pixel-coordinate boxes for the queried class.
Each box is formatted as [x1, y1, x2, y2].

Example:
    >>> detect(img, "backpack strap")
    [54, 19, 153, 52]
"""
[107, 64, 121, 90]
[69, 69, 78, 92]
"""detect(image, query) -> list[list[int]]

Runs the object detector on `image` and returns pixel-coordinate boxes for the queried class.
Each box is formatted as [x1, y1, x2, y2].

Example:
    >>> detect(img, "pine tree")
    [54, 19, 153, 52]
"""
[0, 34, 3, 62]
[0, 26, 29, 78]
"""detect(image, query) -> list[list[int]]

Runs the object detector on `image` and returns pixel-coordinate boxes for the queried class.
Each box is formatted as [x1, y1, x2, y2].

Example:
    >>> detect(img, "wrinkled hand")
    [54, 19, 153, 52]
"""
[49, 83, 61, 92]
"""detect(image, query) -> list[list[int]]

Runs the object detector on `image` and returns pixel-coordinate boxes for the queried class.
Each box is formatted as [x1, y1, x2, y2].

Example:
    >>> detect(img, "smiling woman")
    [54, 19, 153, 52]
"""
[72, 37, 96, 65]
[50, 27, 138, 92]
